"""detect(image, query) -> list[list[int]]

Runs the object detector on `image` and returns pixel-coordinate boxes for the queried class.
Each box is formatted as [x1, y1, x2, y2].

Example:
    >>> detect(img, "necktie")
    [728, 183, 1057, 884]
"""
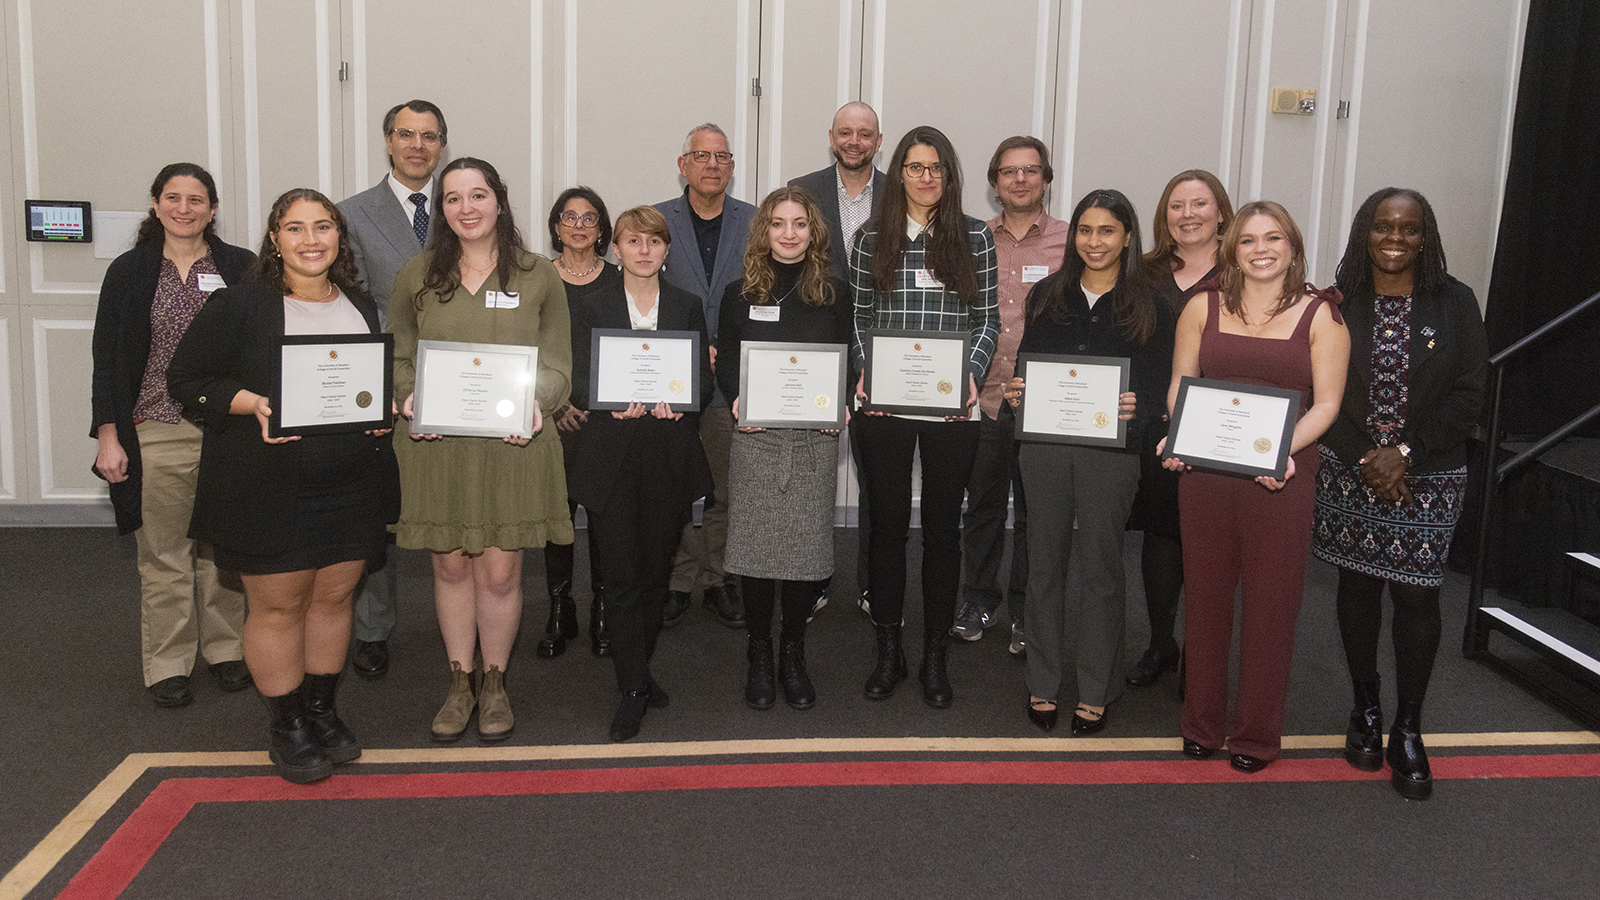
[409, 193, 429, 246]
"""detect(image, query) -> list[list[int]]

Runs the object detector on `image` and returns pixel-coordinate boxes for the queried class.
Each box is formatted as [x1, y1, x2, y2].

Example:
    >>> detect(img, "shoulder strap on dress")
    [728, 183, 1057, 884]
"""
[1293, 283, 1344, 338]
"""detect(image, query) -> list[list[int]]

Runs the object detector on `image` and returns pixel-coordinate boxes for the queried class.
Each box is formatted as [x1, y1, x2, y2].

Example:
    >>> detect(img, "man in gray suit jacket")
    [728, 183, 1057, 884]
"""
[335, 98, 448, 678]
[788, 101, 885, 618]
[654, 123, 756, 629]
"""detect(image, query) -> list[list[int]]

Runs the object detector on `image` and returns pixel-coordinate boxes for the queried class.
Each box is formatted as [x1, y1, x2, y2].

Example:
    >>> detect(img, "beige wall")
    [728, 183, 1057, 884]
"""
[0, 0, 1529, 521]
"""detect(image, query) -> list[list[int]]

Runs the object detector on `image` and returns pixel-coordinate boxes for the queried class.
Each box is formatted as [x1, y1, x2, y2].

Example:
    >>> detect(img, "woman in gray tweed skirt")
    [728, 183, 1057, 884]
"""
[717, 187, 853, 710]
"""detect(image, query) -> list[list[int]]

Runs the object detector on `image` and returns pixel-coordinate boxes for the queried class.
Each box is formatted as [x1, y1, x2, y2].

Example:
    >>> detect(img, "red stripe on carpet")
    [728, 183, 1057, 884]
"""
[54, 753, 1600, 899]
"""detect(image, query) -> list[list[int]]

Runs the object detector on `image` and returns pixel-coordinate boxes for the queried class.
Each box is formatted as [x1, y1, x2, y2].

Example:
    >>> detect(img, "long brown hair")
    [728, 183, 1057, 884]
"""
[868, 126, 979, 304]
[1217, 200, 1307, 318]
[1031, 189, 1156, 345]
[742, 186, 835, 308]
[1142, 169, 1233, 274]
[419, 158, 532, 303]
[248, 189, 364, 295]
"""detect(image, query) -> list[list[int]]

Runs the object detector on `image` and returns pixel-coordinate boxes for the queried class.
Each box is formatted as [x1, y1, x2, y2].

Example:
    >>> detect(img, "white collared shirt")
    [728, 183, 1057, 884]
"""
[387, 173, 434, 221]
[626, 289, 660, 331]
[905, 216, 930, 241]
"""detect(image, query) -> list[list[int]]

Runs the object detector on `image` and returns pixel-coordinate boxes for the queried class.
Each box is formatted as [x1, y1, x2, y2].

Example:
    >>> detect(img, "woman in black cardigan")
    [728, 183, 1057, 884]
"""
[90, 163, 256, 708]
[168, 189, 400, 783]
[564, 205, 714, 742]
[1313, 188, 1488, 800]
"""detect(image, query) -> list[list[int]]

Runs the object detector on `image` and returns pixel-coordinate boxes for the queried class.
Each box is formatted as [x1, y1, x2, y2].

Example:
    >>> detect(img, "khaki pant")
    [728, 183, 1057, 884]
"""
[135, 419, 247, 685]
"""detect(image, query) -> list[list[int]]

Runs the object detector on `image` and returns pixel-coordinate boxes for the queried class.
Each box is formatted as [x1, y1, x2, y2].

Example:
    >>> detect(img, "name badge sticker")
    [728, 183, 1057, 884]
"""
[914, 269, 944, 290]
[749, 305, 780, 322]
[486, 291, 520, 309]
[1021, 265, 1050, 283]
[196, 273, 227, 293]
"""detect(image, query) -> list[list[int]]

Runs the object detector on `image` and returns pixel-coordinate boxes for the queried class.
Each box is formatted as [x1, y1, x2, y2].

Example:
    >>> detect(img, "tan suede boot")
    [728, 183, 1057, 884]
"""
[430, 661, 475, 742]
[477, 664, 514, 741]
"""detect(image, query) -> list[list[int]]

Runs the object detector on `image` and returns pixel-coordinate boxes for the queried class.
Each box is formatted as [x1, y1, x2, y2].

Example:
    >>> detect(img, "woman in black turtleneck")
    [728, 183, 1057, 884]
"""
[716, 186, 852, 712]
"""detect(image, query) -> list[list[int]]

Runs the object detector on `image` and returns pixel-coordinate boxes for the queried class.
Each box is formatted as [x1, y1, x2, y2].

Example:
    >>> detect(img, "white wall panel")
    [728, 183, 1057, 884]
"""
[30, 317, 101, 500]
[0, 316, 16, 499]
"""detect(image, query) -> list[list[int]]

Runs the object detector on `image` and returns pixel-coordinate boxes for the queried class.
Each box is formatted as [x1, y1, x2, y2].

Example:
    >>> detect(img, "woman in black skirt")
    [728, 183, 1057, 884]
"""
[169, 189, 399, 783]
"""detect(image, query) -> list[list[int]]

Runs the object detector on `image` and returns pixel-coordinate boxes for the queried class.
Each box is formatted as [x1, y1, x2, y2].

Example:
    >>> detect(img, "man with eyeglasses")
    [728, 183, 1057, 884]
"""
[654, 123, 757, 630]
[952, 136, 1069, 656]
[788, 101, 886, 622]
[336, 98, 449, 678]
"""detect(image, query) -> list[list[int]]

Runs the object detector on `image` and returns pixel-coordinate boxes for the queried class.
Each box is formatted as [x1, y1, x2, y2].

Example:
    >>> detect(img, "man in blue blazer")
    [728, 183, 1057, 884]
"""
[654, 123, 756, 629]
[336, 98, 448, 678]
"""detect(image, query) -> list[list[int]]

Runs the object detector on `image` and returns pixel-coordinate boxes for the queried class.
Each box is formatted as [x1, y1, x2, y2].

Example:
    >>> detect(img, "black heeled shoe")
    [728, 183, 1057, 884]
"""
[609, 689, 651, 743]
[1388, 699, 1432, 800]
[1027, 698, 1057, 733]
[589, 587, 612, 657]
[1345, 678, 1384, 772]
[1182, 739, 1217, 759]
[538, 581, 577, 658]
[1229, 753, 1271, 773]
[1070, 704, 1106, 736]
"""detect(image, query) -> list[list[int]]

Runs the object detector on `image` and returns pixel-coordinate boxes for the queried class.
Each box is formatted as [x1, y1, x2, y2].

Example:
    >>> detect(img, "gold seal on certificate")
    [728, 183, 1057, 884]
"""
[1013, 353, 1130, 448]
[863, 329, 971, 416]
[1166, 376, 1301, 479]
[589, 329, 702, 412]
[736, 340, 848, 429]
[270, 333, 394, 437]
[412, 339, 540, 438]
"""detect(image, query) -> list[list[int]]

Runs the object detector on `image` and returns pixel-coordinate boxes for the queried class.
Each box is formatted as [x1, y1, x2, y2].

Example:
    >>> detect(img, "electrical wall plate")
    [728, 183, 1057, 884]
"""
[1270, 87, 1317, 116]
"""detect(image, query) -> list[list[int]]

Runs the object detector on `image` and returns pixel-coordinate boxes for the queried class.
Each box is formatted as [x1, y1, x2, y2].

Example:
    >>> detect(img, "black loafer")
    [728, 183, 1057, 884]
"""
[1125, 647, 1180, 688]
[211, 660, 253, 692]
[351, 640, 389, 678]
[1182, 739, 1217, 759]
[661, 591, 691, 627]
[1229, 753, 1271, 773]
[150, 675, 193, 708]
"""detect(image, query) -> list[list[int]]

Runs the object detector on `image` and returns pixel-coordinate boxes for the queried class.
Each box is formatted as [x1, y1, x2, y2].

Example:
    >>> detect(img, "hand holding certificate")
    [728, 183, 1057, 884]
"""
[862, 329, 971, 417]
[269, 334, 394, 437]
[588, 328, 702, 412]
[1164, 376, 1300, 481]
[1012, 354, 1130, 447]
[410, 340, 541, 439]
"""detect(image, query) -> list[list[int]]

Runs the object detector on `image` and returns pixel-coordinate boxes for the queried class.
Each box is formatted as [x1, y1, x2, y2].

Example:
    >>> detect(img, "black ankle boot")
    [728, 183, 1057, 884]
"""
[1344, 678, 1383, 772]
[609, 688, 651, 742]
[263, 684, 332, 784]
[779, 636, 816, 710]
[919, 628, 953, 709]
[745, 636, 776, 710]
[590, 586, 612, 657]
[1388, 699, 1432, 800]
[538, 581, 577, 658]
[864, 623, 907, 700]
[303, 672, 361, 764]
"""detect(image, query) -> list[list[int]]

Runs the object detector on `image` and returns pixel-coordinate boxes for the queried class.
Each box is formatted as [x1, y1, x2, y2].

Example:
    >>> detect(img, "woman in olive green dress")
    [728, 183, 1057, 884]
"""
[389, 158, 573, 742]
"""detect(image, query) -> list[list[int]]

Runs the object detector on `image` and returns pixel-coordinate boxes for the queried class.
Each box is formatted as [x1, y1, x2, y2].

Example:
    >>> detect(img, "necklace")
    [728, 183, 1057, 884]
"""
[558, 254, 601, 279]
[289, 281, 334, 302]
[461, 256, 497, 275]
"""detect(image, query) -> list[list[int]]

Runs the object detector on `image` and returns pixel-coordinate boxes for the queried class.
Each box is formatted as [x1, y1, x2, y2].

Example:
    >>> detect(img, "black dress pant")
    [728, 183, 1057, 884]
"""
[855, 414, 981, 632]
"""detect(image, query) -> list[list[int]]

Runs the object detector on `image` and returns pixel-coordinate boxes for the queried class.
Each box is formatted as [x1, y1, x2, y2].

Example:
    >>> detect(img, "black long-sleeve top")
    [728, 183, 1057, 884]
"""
[714, 262, 853, 403]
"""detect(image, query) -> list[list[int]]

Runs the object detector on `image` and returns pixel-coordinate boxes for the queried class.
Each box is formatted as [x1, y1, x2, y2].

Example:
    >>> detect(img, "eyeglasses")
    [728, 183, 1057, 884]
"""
[997, 166, 1043, 179]
[684, 150, 734, 165]
[560, 211, 600, 228]
[903, 162, 945, 179]
[390, 127, 442, 146]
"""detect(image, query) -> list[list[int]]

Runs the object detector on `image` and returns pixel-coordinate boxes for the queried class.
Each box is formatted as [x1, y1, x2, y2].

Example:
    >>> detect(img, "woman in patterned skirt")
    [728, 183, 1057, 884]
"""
[1314, 188, 1488, 800]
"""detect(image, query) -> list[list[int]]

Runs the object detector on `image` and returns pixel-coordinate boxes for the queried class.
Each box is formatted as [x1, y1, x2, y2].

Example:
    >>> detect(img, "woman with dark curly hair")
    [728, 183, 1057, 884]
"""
[1314, 188, 1487, 800]
[168, 188, 400, 783]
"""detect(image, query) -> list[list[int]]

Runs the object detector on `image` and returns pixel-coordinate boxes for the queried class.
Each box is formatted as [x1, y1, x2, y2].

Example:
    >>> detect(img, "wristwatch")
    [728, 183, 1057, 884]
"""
[1397, 442, 1413, 468]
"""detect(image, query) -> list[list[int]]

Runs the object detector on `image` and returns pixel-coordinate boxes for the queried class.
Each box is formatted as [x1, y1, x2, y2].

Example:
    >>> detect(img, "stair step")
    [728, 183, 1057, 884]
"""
[1568, 552, 1600, 573]
[1482, 606, 1600, 677]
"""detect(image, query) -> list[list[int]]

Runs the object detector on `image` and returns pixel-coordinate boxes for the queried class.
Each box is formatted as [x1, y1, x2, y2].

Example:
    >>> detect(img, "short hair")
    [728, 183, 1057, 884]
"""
[137, 162, 220, 247]
[547, 186, 613, 253]
[249, 188, 364, 295]
[986, 136, 1054, 187]
[381, 99, 449, 145]
[681, 123, 729, 156]
[613, 206, 672, 246]
[1334, 187, 1449, 297]
[1144, 169, 1234, 273]
[1218, 199, 1307, 318]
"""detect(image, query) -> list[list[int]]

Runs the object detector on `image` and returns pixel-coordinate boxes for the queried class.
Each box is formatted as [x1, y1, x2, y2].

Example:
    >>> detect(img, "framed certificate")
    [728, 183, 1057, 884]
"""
[1165, 376, 1301, 479]
[412, 339, 540, 438]
[1013, 353, 1130, 447]
[863, 328, 970, 416]
[269, 333, 393, 437]
[588, 328, 702, 412]
[737, 341, 848, 429]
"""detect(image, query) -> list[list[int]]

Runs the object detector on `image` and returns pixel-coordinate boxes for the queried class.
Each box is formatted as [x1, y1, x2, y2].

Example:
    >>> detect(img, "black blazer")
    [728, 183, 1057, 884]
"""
[789, 165, 886, 285]
[90, 237, 256, 533]
[564, 278, 714, 515]
[1320, 276, 1488, 474]
[167, 281, 400, 555]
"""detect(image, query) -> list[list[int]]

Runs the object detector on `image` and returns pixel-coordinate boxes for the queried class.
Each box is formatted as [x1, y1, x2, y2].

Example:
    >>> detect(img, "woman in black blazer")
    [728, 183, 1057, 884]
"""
[91, 163, 256, 708]
[564, 205, 714, 742]
[168, 189, 400, 784]
[1313, 188, 1487, 800]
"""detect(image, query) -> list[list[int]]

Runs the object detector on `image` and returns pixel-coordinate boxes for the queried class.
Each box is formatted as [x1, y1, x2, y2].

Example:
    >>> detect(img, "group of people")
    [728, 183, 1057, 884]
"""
[90, 98, 1487, 801]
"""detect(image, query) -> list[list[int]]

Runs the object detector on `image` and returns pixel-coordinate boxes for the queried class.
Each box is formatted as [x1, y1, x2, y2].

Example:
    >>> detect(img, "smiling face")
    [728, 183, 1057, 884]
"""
[558, 196, 599, 256]
[440, 167, 500, 245]
[1076, 207, 1129, 275]
[677, 129, 734, 204]
[767, 200, 812, 265]
[1167, 179, 1223, 251]
[995, 147, 1046, 216]
[385, 107, 444, 191]
[901, 143, 945, 221]
[615, 227, 667, 279]
[1367, 194, 1424, 281]
[272, 199, 339, 283]
[829, 105, 882, 173]
[151, 175, 216, 241]
[1234, 213, 1292, 285]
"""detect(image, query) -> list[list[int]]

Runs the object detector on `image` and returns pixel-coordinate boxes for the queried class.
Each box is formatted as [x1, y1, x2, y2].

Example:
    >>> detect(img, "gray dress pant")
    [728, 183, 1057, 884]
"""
[1020, 443, 1139, 706]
